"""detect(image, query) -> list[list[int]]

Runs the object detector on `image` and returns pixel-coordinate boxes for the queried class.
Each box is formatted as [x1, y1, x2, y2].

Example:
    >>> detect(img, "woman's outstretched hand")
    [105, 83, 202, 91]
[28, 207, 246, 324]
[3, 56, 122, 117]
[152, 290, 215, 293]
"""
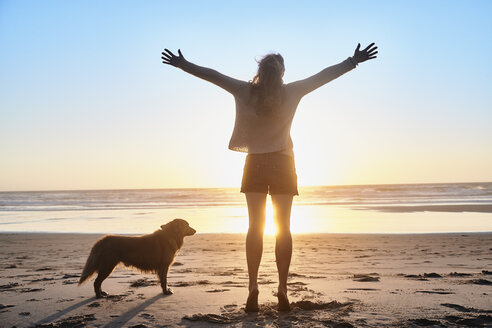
[162, 49, 185, 68]
[352, 43, 378, 64]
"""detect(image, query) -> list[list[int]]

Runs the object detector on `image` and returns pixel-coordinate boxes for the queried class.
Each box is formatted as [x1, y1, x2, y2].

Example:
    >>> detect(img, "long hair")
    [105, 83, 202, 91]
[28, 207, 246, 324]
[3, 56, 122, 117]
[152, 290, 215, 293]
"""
[250, 53, 285, 116]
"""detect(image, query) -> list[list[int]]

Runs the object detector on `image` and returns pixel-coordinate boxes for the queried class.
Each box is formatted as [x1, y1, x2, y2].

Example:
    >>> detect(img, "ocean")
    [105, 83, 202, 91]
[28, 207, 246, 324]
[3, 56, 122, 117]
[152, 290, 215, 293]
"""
[0, 182, 491, 234]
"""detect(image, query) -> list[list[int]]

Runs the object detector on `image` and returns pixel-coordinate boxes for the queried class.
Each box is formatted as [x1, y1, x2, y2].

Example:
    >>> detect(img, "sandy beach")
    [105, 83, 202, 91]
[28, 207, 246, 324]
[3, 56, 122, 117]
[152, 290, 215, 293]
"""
[0, 232, 491, 327]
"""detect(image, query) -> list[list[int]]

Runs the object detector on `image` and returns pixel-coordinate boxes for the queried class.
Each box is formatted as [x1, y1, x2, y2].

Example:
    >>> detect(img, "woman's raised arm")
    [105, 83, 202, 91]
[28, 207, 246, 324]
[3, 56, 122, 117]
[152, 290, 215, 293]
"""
[162, 49, 246, 95]
[287, 43, 378, 98]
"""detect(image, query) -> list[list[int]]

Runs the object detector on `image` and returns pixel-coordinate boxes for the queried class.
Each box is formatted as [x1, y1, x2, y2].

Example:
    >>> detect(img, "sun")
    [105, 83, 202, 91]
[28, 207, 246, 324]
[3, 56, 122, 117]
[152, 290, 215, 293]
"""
[264, 202, 276, 235]
[263, 201, 304, 235]
[257, 200, 319, 236]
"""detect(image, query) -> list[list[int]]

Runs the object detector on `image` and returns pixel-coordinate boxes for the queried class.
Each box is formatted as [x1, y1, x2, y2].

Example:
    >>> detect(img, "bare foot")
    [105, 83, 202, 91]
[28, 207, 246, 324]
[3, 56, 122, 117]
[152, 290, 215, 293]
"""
[245, 288, 259, 313]
[277, 287, 290, 311]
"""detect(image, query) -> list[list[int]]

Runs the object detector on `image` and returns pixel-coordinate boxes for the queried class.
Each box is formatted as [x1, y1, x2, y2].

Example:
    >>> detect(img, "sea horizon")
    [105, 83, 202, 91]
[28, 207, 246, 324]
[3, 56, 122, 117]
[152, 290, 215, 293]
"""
[1, 180, 491, 193]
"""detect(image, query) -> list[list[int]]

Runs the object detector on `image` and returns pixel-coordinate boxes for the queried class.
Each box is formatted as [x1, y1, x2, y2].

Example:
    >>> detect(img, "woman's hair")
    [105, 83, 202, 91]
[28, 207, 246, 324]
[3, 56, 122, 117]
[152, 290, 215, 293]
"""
[250, 53, 285, 116]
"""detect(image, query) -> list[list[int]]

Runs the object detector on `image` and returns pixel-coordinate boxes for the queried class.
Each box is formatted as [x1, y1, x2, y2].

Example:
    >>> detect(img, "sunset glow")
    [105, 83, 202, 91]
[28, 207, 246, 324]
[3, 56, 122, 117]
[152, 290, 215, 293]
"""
[1, 1, 491, 191]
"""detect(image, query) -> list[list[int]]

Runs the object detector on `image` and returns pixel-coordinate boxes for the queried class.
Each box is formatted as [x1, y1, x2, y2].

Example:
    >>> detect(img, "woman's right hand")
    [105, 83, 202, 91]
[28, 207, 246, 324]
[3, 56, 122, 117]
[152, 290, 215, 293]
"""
[161, 49, 185, 68]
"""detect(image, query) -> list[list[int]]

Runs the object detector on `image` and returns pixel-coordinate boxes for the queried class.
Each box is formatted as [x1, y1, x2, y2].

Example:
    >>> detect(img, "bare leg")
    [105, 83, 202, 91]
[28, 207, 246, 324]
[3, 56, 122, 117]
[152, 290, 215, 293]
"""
[272, 194, 293, 311]
[245, 192, 267, 312]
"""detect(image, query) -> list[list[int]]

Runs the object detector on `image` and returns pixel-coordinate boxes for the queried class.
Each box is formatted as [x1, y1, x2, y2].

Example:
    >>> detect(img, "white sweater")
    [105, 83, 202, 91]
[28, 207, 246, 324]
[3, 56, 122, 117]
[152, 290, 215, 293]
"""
[179, 57, 356, 154]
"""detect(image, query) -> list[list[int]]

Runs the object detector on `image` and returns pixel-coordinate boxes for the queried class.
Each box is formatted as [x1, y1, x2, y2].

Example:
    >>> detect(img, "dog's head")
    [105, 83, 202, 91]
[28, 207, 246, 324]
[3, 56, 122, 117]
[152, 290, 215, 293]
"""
[160, 219, 196, 237]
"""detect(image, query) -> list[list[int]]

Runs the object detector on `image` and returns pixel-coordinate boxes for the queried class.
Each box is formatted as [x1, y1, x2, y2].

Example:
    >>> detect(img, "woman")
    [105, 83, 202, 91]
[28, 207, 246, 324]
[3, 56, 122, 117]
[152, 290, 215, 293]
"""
[161, 43, 378, 312]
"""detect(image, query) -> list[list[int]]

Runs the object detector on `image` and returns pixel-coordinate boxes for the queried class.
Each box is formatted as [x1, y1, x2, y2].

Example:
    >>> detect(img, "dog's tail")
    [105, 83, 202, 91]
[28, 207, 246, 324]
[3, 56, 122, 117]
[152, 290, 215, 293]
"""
[78, 241, 101, 285]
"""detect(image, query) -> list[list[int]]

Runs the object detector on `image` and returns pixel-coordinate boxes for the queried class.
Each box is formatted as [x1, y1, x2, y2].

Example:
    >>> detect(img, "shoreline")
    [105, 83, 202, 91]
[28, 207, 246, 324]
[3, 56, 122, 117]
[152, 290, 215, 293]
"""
[356, 203, 492, 213]
[1, 231, 491, 235]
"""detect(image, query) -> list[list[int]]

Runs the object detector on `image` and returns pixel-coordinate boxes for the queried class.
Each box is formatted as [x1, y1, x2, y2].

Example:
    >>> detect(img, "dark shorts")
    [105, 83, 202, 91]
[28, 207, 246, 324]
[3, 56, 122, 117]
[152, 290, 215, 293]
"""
[241, 151, 299, 196]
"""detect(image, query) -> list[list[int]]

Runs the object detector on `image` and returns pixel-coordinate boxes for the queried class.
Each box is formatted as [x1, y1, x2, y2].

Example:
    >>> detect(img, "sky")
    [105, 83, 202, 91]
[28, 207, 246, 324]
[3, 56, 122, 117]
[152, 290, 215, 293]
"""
[0, 0, 491, 191]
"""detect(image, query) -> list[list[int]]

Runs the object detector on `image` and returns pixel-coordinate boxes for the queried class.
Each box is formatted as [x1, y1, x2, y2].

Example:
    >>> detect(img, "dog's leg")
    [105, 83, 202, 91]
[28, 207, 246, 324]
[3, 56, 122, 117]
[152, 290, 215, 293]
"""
[94, 262, 117, 298]
[158, 263, 173, 295]
[94, 274, 108, 298]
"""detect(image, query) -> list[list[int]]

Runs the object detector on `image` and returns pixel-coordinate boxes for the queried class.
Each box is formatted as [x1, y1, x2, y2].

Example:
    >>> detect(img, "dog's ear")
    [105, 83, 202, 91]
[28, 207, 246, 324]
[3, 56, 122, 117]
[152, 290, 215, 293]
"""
[161, 219, 178, 231]
[160, 221, 173, 230]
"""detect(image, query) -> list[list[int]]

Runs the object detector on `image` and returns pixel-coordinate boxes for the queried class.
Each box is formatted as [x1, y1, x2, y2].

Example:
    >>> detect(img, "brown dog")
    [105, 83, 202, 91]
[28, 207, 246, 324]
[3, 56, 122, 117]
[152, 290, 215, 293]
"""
[78, 219, 196, 298]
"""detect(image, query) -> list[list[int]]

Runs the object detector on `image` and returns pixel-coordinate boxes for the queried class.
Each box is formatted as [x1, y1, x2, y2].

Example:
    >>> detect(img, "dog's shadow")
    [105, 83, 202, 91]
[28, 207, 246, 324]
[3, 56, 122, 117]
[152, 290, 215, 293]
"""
[103, 293, 167, 328]
[35, 294, 168, 328]
[35, 297, 96, 325]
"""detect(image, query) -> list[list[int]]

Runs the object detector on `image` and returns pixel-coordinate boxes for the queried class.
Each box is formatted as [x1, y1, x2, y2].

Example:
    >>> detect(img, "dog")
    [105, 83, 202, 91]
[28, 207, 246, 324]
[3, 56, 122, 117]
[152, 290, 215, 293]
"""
[78, 218, 196, 298]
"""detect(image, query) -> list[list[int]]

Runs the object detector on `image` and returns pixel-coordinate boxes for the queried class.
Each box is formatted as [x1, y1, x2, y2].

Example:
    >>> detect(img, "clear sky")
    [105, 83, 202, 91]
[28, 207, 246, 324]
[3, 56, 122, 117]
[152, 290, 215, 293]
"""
[1, 0, 491, 191]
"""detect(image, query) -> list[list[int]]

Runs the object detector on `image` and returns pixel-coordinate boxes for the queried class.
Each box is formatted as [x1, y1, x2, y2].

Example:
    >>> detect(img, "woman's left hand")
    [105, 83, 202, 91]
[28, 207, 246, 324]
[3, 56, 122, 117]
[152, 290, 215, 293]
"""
[352, 43, 378, 64]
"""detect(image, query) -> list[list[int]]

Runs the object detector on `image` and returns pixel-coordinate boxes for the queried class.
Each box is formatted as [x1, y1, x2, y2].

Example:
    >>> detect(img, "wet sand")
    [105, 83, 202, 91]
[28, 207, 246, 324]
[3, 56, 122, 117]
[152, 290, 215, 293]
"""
[0, 232, 491, 327]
